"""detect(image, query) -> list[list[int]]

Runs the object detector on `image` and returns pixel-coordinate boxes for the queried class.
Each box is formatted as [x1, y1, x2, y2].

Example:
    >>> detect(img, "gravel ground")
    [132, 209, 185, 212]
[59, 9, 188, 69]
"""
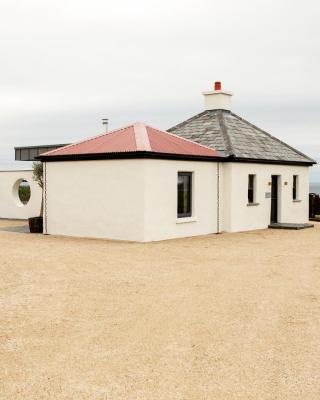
[1, 219, 320, 399]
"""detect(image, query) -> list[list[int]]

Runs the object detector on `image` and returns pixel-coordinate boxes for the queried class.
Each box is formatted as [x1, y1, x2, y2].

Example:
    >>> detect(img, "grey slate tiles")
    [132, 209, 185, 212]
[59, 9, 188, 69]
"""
[168, 110, 314, 164]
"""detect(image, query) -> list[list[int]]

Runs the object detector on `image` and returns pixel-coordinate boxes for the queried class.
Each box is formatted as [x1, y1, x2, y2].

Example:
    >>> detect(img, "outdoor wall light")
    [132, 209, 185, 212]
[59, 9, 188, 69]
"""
[284, 181, 288, 185]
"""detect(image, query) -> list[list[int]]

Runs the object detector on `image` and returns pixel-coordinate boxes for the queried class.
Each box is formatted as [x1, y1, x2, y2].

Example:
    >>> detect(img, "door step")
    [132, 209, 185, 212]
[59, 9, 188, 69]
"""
[268, 223, 314, 230]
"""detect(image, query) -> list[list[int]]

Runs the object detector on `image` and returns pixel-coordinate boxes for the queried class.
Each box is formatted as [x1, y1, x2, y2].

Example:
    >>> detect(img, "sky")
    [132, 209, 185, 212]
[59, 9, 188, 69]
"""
[0, 0, 319, 180]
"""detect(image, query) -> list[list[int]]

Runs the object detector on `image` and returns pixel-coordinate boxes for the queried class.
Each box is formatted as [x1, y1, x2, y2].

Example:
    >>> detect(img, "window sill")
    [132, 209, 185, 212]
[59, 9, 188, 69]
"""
[176, 216, 197, 224]
[247, 203, 260, 207]
[293, 199, 302, 203]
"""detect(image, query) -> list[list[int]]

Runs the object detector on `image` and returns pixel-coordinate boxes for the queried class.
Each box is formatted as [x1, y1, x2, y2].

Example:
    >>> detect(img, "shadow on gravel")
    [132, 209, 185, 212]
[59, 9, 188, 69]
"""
[0, 224, 29, 233]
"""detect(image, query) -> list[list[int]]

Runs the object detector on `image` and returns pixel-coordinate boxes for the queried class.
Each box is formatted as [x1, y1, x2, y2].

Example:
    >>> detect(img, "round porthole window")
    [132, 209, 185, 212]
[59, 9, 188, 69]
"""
[13, 179, 31, 207]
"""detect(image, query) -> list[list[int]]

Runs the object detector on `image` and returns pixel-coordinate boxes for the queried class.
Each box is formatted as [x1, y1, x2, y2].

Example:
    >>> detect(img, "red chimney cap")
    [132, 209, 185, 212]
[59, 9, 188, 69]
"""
[214, 81, 221, 91]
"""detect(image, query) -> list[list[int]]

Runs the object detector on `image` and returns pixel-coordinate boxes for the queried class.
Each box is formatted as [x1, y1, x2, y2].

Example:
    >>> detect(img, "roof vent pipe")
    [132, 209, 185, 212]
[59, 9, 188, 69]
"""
[102, 118, 109, 133]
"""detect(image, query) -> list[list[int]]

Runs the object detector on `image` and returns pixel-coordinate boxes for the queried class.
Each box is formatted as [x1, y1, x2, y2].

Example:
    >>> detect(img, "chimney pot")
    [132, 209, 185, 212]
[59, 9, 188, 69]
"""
[214, 81, 222, 91]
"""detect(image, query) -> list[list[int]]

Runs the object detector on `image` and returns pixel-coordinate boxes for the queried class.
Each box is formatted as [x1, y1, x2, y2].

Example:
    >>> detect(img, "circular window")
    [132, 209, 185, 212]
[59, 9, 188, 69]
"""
[13, 179, 31, 206]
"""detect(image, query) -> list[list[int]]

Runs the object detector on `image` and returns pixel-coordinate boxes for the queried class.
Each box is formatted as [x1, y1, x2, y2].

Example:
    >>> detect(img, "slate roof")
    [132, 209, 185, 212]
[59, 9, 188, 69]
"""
[168, 110, 315, 165]
[40, 122, 219, 160]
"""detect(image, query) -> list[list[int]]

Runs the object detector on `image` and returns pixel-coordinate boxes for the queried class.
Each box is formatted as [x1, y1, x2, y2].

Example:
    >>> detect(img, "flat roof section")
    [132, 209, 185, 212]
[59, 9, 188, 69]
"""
[15, 144, 70, 161]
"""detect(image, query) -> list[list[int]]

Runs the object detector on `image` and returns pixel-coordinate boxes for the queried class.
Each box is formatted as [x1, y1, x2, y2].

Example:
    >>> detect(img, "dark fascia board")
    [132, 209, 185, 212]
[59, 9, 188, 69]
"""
[38, 151, 225, 163]
[38, 152, 315, 166]
[14, 144, 69, 150]
[226, 155, 316, 167]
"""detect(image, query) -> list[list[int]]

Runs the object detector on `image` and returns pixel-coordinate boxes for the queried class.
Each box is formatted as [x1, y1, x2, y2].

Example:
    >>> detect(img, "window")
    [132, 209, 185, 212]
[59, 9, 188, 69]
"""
[293, 175, 298, 200]
[248, 174, 255, 204]
[177, 172, 192, 218]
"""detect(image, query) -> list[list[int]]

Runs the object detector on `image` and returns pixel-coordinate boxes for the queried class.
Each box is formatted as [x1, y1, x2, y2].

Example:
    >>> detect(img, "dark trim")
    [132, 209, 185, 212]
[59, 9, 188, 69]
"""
[39, 151, 224, 163]
[14, 143, 69, 150]
[224, 156, 315, 166]
[38, 152, 315, 166]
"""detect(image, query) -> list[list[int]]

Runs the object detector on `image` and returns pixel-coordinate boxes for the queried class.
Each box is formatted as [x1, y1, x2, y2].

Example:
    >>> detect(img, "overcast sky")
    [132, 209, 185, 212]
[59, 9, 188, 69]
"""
[0, 0, 319, 180]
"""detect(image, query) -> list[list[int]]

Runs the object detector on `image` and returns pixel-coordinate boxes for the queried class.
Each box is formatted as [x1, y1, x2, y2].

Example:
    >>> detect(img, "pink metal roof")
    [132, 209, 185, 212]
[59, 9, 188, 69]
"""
[41, 123, 219, 158]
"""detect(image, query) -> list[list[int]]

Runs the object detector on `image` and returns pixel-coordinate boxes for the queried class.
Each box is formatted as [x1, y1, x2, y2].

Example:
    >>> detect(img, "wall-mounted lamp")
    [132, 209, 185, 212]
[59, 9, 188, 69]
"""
[284, 181, 288, 186]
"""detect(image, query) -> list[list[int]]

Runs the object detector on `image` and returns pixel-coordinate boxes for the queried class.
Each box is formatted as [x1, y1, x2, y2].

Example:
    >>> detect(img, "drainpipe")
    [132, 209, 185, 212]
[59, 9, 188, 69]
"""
[217, 162, 221, 233]
[43, 161, 48, 235]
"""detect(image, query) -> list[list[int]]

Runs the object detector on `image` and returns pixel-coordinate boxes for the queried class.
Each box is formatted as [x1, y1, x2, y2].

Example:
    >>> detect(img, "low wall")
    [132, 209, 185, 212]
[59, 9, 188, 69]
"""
[0, 170, 42, 220]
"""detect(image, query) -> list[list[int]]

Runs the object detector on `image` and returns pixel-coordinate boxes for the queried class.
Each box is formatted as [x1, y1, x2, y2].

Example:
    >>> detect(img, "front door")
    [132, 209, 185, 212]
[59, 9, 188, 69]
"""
[271, 175, 278, 224]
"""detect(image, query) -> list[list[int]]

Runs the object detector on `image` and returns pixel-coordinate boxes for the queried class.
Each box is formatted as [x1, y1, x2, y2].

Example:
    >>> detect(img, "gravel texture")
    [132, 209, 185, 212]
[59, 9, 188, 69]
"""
[0, 219, 320, 399]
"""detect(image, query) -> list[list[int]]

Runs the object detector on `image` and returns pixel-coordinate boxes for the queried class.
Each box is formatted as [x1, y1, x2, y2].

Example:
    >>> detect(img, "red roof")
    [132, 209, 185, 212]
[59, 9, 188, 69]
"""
[41, 123, 219, 159]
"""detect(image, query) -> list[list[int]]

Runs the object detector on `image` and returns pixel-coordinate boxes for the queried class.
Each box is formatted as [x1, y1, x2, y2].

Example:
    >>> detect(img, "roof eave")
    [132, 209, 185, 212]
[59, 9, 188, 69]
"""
[38, 151, 224, 163]
[226, 155, 316, 166]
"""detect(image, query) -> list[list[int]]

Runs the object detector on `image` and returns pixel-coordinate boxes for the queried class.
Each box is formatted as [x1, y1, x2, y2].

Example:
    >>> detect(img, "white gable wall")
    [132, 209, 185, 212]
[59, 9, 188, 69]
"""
[221, 162, 309, 232]
[44, 160, 145, 241]
[0, 170, 42, 219]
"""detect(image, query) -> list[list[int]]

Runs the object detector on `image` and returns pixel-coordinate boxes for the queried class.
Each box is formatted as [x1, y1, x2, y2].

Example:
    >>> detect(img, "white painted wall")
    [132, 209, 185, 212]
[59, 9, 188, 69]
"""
[221, 162, 310, 232]
[45, 159, 220, 242]
[44, 159, 310, 242]
[0, 170, 42, 219]
[143, 159, 219, 241]
[44, 160, 145, 241]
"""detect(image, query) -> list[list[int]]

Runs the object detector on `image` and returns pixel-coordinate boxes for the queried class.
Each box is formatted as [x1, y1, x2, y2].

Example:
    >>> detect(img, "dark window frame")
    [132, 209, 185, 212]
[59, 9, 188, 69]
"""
[293, 175, 298, 200]
[248, 174, 255, 204]
[177, 172, 192, 218]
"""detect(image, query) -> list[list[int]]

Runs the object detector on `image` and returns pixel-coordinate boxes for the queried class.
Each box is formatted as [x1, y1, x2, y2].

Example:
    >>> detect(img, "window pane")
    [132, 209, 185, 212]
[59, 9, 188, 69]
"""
[248, 175, 255, 203]
[293, 175, 297, 199]
[177, 173, 192, 217]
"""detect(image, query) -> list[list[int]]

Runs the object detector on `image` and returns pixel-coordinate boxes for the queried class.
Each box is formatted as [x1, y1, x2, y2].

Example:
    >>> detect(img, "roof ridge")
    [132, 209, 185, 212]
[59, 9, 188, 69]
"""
[133, 123, 151, 151]
[229, 112, 316, 163]
[41, 123, 135, 156]
[217, 110, 234, 157]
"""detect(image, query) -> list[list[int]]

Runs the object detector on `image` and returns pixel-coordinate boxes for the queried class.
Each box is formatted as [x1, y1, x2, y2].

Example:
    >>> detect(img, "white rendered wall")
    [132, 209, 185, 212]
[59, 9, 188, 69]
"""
[221, 162, 310, 232]
[143, 159, 219, 242]
[44, 158, 310, 242]
[45, 159, 220, 242]
[44, 160, 145, 241]
[0, 170, 42, 219]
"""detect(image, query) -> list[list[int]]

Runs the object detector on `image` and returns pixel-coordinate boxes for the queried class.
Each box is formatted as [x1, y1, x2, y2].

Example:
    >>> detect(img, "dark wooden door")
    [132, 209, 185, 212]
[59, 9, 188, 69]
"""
[271, 175, 278, 223]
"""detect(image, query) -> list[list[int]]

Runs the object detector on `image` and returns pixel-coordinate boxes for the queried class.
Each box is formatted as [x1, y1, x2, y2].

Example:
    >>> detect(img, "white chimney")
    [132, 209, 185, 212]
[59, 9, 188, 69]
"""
[202, 81, 233, 111]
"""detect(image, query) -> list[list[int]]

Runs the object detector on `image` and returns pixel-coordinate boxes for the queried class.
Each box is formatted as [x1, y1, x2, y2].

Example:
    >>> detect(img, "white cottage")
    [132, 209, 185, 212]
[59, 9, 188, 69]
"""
[40, 83, 315, 242]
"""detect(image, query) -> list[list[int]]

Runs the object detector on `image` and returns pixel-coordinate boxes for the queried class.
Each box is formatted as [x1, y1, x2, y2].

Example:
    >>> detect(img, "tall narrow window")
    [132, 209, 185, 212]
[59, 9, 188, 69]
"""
[177, 172, 192, 218]
[293, 175, 298, 200]
[248, 174, 255, 204]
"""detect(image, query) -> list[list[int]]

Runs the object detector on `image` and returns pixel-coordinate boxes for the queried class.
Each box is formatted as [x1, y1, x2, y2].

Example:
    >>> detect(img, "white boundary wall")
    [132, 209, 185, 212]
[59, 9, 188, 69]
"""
[0, 170, 42, 219]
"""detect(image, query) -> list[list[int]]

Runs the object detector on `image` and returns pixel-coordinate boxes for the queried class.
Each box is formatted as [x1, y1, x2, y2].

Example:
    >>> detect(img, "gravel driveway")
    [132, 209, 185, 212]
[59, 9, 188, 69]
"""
[1, 219, 320, 399]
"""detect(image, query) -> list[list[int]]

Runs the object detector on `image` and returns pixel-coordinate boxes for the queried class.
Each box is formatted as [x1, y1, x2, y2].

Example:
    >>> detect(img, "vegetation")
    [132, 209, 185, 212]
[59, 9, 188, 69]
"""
[32, 162, 44, 216]
[19, 184, 31, 204]
[32, 162, 43, 189]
